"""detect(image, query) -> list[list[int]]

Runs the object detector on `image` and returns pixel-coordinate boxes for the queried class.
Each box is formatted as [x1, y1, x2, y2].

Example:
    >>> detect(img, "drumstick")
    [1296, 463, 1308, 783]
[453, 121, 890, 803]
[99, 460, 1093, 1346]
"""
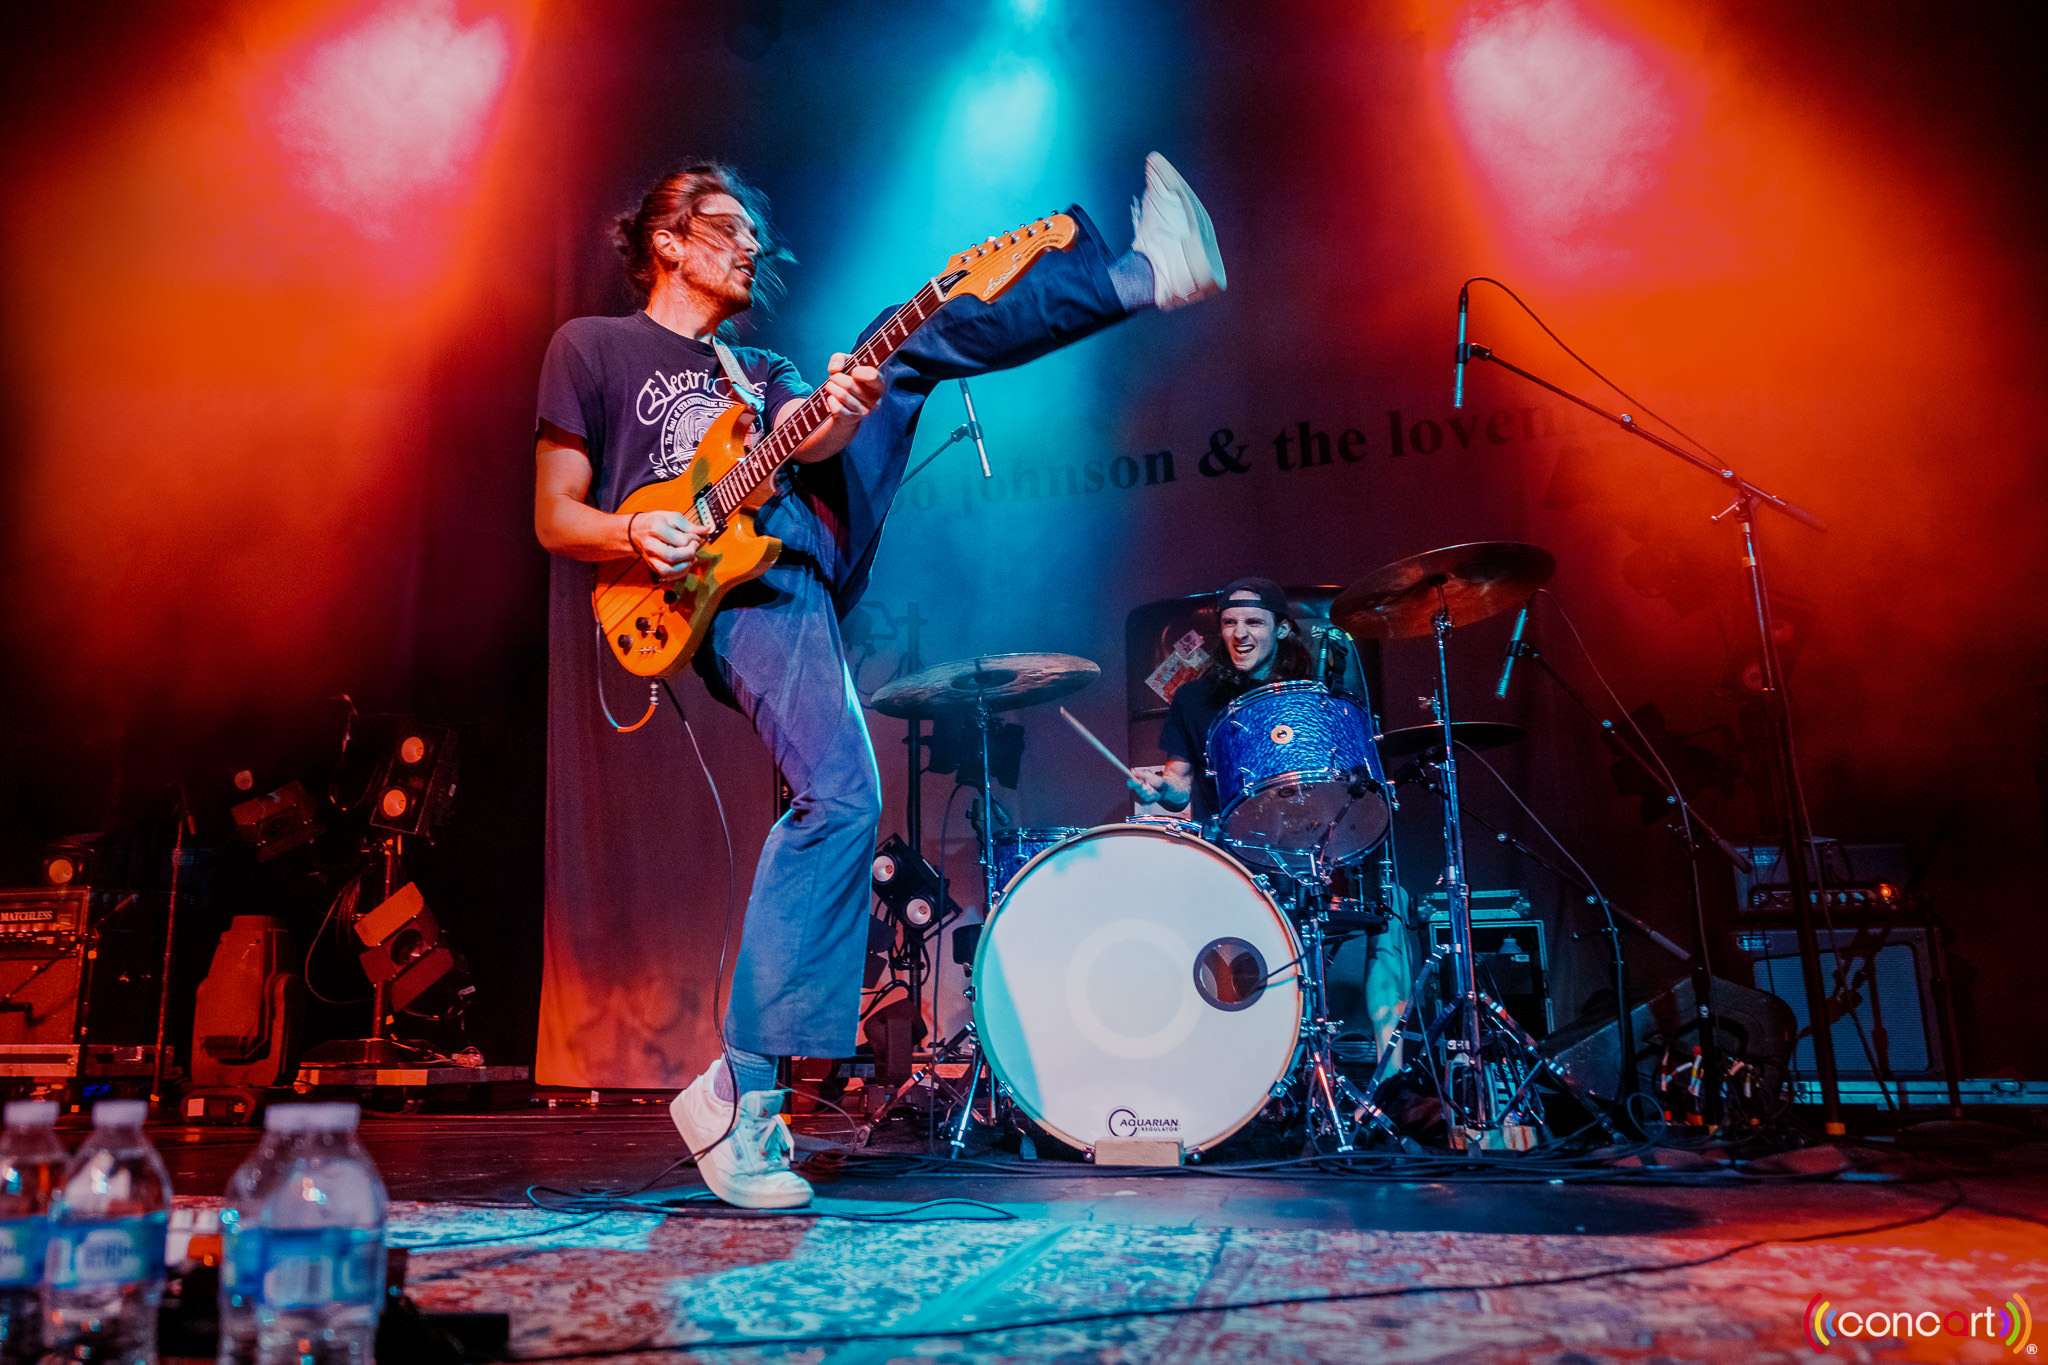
[1059, 706, 1135, 779]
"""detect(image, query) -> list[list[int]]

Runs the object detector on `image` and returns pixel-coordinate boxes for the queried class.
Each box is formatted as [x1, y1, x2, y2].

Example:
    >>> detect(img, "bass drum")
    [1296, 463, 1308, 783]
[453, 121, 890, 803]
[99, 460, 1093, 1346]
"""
[972, 823, 1302, 1154]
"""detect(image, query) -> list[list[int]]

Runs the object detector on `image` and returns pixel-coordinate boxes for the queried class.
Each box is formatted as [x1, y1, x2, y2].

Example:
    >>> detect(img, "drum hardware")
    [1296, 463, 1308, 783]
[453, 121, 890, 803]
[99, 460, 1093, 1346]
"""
[1279, 879, 1411, 1152]
[1454, 332, 1838, 1130]
[1335, 543, 1554, 1146]
[870, 651, 1101, 1157]
[1376, 721, 1526, 765]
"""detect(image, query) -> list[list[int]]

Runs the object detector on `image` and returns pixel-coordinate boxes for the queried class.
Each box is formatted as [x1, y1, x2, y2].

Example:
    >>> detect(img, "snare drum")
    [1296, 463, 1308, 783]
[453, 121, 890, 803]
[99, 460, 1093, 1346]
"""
[990, 827, 1090, 893]
[1206, 680, 1390, 873]
[972, 823, 1303, 1154]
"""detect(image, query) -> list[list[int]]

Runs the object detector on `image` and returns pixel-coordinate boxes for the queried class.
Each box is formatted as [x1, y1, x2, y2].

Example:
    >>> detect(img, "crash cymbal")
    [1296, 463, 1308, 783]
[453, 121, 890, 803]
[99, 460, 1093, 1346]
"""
[1332, 542, 1555, 639]
[868, 652, 1100, 719]
[1376, 721, 1526, 762]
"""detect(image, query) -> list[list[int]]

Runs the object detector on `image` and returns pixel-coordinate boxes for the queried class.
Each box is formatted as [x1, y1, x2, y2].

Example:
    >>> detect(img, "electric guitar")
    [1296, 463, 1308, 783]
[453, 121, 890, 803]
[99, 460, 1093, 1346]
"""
[593, 213, 1079, 678]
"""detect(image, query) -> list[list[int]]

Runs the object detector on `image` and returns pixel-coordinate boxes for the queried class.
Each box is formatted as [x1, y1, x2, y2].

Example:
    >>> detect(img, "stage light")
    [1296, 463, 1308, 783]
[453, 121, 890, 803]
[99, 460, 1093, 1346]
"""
[231, 781, 320, 862]
[42, 837, 100, 888]
[270, 0, 514, 238]
[871, 834, 962, 934]
[369, 723, 458, 841]
[1444, 0, 1679, 262]
[354, 881, 470, 1014]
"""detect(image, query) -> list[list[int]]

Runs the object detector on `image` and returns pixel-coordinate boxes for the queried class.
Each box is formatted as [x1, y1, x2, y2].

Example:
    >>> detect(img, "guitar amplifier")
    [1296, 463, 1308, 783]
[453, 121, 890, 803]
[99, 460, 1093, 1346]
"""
[1733, 841, 1908, 919]
[0, 889, 160, 1077]
[1729, 926, 1940, 1080]
[0, 889, 93, 946]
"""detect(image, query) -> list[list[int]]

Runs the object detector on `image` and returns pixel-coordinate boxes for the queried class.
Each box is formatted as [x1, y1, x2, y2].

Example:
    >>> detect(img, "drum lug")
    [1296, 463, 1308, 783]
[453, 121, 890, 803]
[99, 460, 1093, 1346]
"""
[962, 985, 975, 1001]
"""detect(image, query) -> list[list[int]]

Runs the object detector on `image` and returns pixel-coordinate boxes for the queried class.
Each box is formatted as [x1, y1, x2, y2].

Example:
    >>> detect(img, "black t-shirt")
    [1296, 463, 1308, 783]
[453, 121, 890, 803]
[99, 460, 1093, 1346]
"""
[1158, 671, 1243, 824]
[535, 312, 829, 572]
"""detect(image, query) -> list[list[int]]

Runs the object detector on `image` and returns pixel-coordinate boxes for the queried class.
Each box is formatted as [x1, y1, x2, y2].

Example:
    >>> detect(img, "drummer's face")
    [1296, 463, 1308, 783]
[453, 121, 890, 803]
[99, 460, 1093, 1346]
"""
[1220, 601, 1284, 677]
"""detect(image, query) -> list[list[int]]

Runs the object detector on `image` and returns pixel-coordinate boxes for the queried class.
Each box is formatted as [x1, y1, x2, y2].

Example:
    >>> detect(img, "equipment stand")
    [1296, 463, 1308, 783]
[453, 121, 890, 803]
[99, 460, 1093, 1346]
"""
[1286, 876, 1408, 1151]
[300, 836, 424, 1069]
[1461, 340, 1843, 1131]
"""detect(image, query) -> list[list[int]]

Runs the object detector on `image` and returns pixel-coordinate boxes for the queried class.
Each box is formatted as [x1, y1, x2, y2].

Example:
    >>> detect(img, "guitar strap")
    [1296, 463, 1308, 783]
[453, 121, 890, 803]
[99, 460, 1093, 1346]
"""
[711, 339, 767, 422]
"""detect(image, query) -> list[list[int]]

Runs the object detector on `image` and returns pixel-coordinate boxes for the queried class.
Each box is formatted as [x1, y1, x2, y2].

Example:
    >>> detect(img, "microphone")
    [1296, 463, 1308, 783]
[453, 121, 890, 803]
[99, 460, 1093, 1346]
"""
[958, 379, 992, 478]
[1317, 622, 1352, 691]
[1452, 283, 1470, 409]
[1494, 602, 1530, 699]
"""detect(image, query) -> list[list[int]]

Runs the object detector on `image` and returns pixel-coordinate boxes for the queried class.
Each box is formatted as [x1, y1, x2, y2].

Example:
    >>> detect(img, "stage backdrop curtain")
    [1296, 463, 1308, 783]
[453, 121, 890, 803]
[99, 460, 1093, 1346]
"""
[535, 555, 774, 1089]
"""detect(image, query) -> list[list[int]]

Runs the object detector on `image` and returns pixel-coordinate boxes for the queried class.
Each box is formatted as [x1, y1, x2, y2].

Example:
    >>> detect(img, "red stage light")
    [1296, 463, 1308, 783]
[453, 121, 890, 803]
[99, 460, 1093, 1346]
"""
[270, 0, 514, 238]
[1444, 0, 1680, 267]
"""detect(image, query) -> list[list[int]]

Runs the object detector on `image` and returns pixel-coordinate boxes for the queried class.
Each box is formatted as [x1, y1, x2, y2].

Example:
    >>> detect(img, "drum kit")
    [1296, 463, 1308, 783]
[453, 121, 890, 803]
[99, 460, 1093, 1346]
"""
[869, 541, 1591, 1161]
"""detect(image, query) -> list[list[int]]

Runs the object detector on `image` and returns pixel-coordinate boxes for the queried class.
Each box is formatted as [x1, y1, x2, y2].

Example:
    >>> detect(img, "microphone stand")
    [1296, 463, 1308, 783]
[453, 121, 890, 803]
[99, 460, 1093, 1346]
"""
[1462, 341, 1844, 1132]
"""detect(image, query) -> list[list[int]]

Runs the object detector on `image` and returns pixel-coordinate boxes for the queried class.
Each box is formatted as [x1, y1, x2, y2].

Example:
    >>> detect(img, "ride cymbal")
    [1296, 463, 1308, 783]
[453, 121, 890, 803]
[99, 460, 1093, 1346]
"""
[868, 652, 1100, 719]
[1332, 542, 1555, 639]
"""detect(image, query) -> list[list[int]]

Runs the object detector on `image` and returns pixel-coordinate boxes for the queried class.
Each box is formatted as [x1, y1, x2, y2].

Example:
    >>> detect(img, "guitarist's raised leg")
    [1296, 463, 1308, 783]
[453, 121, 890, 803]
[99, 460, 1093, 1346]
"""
[656, 154, 1227, 1208]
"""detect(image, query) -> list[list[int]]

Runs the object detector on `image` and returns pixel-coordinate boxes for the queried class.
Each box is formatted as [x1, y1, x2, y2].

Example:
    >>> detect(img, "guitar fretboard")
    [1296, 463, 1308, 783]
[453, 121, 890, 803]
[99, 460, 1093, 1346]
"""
[706, 278, 948, 523]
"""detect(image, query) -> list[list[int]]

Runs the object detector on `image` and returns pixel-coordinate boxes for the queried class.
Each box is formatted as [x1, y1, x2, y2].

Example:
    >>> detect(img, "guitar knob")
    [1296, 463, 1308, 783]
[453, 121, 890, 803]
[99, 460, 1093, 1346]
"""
[615, 635, 630, 653]
[663, 589, 680, 604]
[654, 627, 668, 644]
[635, 617, 651, 633]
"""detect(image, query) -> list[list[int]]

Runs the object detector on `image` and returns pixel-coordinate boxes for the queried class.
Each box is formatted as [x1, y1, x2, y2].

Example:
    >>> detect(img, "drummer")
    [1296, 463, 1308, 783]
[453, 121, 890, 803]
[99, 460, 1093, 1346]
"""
[1128, 576, 1415, 1070]
[1127, 576, 1310, 822]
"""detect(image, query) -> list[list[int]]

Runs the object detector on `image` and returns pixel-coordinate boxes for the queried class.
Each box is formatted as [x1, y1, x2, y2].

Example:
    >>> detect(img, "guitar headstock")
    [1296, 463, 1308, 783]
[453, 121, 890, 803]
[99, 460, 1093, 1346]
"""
[936, 213, 1079, 304]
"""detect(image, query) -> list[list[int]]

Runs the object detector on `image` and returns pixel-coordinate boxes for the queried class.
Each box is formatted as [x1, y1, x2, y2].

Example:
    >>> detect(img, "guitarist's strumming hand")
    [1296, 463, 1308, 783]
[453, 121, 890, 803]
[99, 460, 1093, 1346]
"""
[788, 352, 884, 464]
[629, 508, 707, 582]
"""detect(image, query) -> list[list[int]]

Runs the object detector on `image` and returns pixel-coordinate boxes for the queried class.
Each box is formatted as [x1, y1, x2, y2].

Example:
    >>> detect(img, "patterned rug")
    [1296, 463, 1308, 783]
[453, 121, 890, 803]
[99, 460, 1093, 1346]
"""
[317, 1184, 2046, 1363]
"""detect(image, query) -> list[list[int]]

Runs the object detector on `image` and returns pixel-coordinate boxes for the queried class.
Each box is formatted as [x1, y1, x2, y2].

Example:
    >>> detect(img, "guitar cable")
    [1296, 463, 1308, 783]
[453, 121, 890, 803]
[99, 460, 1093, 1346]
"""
[595, 625, 662, 733]
[660, 677, 748, 1165]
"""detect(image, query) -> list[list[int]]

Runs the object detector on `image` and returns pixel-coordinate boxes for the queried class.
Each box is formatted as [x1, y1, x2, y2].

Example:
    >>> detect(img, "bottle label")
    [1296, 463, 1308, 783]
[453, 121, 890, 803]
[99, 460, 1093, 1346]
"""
[43, 1213, 168, 1289]
[0, 1217, 46, 1286]
[259, 1228, 383, 1310]
[220, 1222, 264, 1293]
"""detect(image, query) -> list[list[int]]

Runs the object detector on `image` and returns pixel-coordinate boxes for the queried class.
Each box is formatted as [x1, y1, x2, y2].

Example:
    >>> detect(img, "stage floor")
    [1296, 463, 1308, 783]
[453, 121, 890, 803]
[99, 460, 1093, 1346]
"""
[147, 1104, 2047, 1362]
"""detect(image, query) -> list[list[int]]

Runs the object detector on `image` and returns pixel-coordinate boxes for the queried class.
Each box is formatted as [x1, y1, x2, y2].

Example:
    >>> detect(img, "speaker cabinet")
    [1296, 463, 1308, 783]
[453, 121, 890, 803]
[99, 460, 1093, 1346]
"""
[0, 946, 88, 1046]
[1729, 927, 1941, 1080]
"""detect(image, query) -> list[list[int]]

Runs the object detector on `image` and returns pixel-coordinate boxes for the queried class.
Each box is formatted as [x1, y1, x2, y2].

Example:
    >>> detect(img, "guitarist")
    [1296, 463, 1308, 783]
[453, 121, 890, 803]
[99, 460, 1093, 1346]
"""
[534, 155, 1226, 1207]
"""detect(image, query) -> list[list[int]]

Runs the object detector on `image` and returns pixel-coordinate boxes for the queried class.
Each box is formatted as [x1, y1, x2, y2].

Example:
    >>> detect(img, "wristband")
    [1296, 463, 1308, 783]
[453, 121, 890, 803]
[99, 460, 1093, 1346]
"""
[626, 511, 642, 552]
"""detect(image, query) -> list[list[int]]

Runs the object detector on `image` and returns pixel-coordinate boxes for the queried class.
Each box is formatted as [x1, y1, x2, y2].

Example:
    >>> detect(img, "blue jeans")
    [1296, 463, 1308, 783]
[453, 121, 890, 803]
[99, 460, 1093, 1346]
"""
[703, 206, 1130, 1057]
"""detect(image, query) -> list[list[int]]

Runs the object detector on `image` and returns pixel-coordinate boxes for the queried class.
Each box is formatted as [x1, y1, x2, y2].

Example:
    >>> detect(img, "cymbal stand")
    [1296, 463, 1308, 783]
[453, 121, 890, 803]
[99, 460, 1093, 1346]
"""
[945, 691, 1002, 1158]
[1417, 599, 1554, 1147]
[1282, 853, 1408, 1151]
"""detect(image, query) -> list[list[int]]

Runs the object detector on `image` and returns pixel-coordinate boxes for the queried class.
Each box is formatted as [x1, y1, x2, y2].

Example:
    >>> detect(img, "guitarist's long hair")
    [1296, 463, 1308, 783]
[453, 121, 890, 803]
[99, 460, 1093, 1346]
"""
[614, 161, 793, 337]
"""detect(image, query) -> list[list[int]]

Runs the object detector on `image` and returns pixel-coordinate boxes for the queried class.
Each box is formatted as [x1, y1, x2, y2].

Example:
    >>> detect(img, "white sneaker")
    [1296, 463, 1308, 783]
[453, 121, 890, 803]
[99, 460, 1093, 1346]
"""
[669, 1057, 814, 1209]
[1130, 152, 1227, 311]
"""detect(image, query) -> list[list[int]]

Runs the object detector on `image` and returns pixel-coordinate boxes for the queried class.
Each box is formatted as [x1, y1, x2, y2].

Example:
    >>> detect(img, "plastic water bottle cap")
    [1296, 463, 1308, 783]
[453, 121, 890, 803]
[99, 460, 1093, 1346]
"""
[3, 1100, 58, 1127]
[92, 1099, 150, 1127]
[264, 1102, 362, 1133]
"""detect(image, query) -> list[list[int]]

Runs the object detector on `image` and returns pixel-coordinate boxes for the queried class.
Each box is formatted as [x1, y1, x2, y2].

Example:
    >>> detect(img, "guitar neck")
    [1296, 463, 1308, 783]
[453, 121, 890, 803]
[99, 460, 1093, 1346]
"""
[706, 278, 948, 523]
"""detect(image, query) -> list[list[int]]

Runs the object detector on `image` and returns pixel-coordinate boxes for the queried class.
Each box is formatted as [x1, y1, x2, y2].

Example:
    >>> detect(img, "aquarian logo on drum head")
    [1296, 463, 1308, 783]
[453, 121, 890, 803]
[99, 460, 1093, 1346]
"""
[1107, 1108, 1181, 1139]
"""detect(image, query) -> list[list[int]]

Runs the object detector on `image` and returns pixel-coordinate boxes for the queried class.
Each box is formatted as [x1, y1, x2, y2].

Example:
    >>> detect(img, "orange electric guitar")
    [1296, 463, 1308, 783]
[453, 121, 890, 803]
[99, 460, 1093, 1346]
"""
[593, 213, 1079, 678]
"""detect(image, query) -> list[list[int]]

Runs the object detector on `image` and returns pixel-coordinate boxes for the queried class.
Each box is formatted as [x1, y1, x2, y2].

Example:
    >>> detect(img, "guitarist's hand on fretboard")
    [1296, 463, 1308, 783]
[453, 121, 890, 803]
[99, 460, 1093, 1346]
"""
[630, 508, 708, 582]
[789, 352, 884, 465]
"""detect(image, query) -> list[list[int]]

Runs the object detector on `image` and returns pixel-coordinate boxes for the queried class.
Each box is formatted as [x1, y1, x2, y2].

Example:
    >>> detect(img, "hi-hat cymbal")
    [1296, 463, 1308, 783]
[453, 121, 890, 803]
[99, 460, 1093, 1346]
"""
[868, 652, 1099, 719]
[1376, 721, 1526, 762]
[1332, 542, 1555, 639]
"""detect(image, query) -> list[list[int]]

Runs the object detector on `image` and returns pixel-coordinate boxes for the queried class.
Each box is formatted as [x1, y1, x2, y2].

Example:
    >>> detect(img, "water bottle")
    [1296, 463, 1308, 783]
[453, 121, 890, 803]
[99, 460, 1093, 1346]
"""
[40, 1099, 171, 1365]
[251, 1104, 386, 1365]
[214, 1109, 301, 1365]
[0, 1102, 67, 1365]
